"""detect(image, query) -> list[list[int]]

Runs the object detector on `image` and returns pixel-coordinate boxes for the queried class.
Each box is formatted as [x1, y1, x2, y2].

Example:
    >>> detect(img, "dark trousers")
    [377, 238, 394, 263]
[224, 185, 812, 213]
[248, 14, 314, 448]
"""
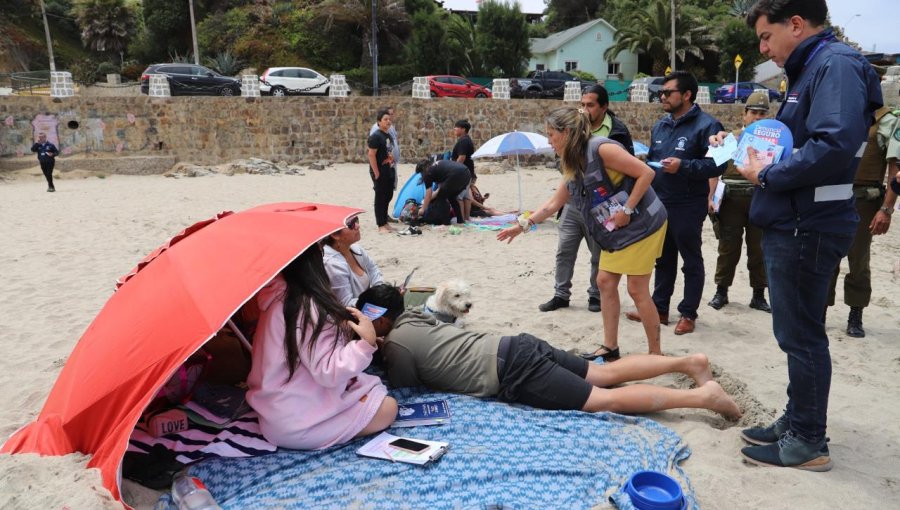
[40, 160, 55, 189]
[652, 200, 707, 319]
[764, 229, 853, 442]
[714, 192, 767, 289]
[423, 177, 468, 225]
[827, 196, 880, 307]
[370, 167, 396, 227]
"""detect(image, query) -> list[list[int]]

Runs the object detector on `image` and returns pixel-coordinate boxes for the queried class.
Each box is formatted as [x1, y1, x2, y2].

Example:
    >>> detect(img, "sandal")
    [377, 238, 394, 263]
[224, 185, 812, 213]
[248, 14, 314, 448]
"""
[580, 345, 620, 362]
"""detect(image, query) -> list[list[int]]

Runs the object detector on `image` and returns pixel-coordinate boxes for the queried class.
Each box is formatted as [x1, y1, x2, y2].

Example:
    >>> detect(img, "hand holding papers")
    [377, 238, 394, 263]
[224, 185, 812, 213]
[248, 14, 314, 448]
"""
[705, 133, 738, 166]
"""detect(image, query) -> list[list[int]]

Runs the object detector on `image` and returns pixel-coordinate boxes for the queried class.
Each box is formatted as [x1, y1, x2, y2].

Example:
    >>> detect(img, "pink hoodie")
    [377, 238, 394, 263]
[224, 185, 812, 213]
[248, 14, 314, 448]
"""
[246, 275, 387, 449]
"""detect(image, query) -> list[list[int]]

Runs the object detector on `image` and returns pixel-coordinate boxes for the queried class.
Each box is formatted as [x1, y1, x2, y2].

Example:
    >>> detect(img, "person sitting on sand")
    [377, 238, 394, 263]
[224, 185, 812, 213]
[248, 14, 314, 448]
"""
[469, 174, 512, 217]
[323, 214, 385, 307]
[357, 284, 741, 419]
[246, 246, 398, 450]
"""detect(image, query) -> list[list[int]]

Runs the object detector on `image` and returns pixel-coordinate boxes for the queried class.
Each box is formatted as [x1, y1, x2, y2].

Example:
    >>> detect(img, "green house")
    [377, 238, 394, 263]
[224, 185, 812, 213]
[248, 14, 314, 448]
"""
[529, 18, 638, 81]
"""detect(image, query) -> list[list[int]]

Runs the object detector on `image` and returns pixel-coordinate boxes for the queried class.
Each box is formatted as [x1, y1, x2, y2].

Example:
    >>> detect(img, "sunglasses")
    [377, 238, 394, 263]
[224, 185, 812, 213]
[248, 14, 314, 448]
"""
[346, 217, 360, 229]
[658, 88, 680, 97]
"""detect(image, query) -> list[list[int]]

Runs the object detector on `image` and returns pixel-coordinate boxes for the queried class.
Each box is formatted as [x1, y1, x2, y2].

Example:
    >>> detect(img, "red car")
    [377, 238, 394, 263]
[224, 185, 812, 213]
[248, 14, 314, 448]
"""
[427, 75, 492, 98]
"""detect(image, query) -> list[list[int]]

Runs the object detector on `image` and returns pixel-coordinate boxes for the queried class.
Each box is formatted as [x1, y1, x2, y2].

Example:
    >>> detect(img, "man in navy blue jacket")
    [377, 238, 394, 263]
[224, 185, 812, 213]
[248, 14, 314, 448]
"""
[736, 0, 882, 471]
[626, 71, 725, 335]
[30, 132, 59, 192]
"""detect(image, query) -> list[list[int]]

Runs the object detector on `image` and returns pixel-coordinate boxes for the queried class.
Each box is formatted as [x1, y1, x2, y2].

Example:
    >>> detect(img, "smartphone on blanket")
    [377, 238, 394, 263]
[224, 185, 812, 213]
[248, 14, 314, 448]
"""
[388, 437, 430, 454]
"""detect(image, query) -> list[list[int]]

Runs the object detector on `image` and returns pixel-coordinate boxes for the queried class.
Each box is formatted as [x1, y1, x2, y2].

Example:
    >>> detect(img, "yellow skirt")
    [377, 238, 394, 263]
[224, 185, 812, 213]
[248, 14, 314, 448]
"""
[599, 221, 667, 276]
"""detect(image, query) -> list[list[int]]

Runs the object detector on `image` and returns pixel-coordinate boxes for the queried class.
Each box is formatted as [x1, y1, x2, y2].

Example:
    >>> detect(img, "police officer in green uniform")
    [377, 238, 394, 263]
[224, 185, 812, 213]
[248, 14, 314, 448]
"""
[706, 90, 772, 312]
[826, 102, 900, 337]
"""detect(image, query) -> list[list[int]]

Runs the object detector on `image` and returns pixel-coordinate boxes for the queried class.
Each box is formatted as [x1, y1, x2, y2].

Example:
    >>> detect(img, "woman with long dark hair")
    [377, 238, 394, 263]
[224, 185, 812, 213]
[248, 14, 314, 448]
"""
[246, 244, 397, 449]
[498, 105, 667, 359]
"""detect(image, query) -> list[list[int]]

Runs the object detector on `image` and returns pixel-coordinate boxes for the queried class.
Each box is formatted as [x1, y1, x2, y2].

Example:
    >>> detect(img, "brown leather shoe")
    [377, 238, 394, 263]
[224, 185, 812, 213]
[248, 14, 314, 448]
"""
[674, 316, 695, 335]
[624, 310, 669, 325]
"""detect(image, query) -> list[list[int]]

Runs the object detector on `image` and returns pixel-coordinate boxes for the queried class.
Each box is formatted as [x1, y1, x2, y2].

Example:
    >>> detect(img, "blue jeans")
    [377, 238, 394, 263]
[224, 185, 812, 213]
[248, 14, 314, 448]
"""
[763, 229, 853, 443]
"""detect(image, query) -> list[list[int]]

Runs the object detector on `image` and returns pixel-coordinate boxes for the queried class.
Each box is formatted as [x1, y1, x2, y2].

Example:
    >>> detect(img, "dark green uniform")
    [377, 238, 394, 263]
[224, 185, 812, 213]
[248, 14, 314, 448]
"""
[713, 128, 767, 290]
[828, 107, 900, 307]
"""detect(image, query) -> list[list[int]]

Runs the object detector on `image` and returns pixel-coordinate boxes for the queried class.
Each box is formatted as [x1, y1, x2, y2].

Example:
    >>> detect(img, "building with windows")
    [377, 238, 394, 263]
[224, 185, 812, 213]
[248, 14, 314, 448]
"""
[528, 18, 638, 80]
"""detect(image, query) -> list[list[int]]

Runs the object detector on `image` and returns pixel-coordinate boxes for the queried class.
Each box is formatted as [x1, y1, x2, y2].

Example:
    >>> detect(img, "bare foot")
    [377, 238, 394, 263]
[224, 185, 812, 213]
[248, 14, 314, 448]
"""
[378, 225, 394, 234]
[701, 380, 742, 420]
[684, 353, 713, 386]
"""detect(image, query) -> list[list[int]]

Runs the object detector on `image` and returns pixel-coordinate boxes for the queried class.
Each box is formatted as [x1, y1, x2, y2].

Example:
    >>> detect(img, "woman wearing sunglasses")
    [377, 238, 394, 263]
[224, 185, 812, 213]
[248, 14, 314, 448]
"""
[323, 214, 386, 307]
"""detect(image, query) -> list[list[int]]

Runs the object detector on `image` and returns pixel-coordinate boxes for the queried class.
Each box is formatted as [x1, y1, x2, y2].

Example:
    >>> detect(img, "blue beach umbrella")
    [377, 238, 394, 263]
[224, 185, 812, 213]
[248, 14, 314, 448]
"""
[472, 131, 555, 211]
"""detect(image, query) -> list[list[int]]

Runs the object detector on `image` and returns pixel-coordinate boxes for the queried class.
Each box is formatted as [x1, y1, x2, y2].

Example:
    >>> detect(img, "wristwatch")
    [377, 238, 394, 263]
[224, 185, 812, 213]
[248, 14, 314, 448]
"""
[880, 206, 894, 216]
[622, 206, 634, 216]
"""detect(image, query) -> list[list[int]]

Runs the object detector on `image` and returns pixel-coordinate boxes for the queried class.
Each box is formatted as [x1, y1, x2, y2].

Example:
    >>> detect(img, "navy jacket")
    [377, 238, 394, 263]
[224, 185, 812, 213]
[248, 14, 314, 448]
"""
[648, 104, 725, 206]
[31, 141, 58, 163]
[751, 29, 883, 234]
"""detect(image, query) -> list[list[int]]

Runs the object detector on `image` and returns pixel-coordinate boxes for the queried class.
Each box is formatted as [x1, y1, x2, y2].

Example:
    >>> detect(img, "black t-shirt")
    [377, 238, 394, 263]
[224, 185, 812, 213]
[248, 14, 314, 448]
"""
[451, 134, 476, 177]
[422, 160, 470, 189]
[367, 130, 394, 174]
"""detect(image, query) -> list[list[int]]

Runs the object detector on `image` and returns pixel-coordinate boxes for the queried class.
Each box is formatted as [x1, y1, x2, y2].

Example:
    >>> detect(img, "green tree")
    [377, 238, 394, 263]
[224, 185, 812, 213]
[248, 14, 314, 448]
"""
[716, 17, 762, 81]
[545, 0, 602, 32]
[406, 8, 474, 75]
[318, 0, 410, 68]
[474, 0, 530, 77]
[136, 0, 194, 61]
[604, 0, 717, 76]
[71, 0, 136, 61]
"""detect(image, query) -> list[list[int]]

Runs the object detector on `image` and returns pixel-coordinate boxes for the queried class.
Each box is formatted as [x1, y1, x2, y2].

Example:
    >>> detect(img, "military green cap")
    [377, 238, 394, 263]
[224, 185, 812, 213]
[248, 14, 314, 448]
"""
[746, 90, 769, 111]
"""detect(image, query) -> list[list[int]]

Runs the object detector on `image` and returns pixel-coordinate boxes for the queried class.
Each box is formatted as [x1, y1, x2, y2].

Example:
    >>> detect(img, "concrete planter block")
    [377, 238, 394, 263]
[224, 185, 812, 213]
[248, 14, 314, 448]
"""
[563, 81, 582, 102]
[149, 74, 170, 97]
[329, 75, 349, 97]
[51, 72, 75, 97]
[492, 79, 510, 100]
[241, 74, 261, 97]
[412, 76, 431, 99]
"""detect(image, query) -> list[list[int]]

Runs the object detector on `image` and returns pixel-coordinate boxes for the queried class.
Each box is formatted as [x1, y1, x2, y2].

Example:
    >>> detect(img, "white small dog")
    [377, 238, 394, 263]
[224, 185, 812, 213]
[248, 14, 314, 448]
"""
[424, 279, 472, 326]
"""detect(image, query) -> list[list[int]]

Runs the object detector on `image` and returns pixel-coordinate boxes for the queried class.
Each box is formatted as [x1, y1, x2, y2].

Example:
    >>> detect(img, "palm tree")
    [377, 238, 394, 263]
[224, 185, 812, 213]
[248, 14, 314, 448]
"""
[318, 0, 410, 68]
[730, 0, 756, 18]
[71, 0, 136, 63]
[605, 0, 717, 76]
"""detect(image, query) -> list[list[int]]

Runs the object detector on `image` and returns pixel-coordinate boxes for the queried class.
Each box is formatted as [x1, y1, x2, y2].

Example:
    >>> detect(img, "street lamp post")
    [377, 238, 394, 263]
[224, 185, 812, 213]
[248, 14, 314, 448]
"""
[372, 0, 379, 96]
[670, 0, 676, 72]
[38, 0, 56, 72]
[189, 0, 200, 65]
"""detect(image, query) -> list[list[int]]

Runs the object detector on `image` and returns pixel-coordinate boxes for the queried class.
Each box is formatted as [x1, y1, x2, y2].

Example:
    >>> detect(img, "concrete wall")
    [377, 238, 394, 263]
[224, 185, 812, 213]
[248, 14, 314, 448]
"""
[0, 96, 746, 170]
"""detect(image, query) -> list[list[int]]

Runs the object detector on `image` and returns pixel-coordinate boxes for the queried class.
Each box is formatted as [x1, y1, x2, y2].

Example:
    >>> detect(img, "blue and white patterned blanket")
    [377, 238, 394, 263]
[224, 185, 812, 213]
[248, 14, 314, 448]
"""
[186, 387, 697, 510]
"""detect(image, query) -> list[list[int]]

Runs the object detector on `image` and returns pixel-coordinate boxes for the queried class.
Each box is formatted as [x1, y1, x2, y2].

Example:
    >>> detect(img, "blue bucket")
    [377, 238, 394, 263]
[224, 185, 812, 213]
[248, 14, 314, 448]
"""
[624, 470, 685, 510]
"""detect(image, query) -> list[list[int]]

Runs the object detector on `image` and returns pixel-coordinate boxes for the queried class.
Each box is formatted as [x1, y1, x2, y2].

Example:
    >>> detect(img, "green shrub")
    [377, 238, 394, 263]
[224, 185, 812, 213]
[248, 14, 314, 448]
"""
[70, 58, 102, 84]
[96, 61, 120, 76]
[121, 63, 145, 81]
[569, 70, 598, 82]
[341, 64, 417, 94]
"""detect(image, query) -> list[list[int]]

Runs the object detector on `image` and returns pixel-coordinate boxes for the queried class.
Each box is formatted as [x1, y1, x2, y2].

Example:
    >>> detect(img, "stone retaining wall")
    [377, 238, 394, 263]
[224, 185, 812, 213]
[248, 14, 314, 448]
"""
[0, 96, 746, 170]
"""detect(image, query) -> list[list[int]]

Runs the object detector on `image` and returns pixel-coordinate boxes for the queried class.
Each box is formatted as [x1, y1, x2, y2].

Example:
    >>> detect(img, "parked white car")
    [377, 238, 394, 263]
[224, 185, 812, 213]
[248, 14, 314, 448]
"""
[259, 67, 331, 96]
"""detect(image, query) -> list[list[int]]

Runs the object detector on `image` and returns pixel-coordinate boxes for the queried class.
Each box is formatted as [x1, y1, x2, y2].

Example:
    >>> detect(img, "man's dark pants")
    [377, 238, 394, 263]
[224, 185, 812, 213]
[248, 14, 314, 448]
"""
[714, 191, 767, 289]
[827, 194, 881, 307]
[763, 229, 854, 443]
[652, 200, 707, 319]
[371, 167, 396, 227]
[40, 160, 55, 189]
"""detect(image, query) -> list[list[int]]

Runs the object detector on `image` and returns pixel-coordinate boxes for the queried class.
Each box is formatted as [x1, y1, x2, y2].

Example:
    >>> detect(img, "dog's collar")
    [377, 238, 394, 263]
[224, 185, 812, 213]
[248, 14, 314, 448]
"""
[423, 304, 457, 324]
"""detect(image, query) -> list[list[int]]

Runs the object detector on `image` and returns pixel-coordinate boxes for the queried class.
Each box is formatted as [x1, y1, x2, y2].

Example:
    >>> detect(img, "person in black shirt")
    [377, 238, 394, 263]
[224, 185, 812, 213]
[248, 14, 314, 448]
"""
[451, 119, 476, 222]
[366, 108, 397, 233]
[415, 159, 470, 225]
[31, 132, 59, 192]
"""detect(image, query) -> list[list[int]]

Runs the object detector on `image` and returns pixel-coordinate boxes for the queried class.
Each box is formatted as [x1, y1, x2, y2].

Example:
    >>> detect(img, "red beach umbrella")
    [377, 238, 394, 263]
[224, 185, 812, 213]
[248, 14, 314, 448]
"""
[1, 202, 361, 507]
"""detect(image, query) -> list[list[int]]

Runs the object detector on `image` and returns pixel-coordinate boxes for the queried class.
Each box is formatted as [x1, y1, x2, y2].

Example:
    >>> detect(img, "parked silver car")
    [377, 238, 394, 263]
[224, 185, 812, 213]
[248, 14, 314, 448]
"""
[259, 67, 331, 96]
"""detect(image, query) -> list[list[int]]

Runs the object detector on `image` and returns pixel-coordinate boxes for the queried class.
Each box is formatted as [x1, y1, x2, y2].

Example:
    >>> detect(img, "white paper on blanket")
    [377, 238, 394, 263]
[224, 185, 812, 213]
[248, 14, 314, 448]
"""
[705, 133, 738, 166]
[357, 432, 448, 465]
[711, 180, 726, 213]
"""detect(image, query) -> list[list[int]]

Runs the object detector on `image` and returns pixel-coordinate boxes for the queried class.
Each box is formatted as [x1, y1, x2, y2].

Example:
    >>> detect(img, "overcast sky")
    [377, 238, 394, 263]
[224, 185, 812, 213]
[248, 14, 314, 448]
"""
[441, 0, 898, 54]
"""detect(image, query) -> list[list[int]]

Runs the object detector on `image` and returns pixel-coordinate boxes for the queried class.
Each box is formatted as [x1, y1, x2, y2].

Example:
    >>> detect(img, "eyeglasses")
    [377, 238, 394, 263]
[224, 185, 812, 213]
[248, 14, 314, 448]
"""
[658, 88, 680, 97]
[346, 217, 360, 229]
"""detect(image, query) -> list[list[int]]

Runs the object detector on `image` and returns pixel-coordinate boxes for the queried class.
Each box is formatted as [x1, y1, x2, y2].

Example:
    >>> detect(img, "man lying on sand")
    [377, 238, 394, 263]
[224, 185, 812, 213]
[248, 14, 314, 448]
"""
[357, 285, 741, 419]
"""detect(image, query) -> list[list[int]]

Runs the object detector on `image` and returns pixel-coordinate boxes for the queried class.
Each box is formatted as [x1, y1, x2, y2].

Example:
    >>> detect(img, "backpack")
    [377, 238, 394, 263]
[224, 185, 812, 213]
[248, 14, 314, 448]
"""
[577, 137, 667, 252]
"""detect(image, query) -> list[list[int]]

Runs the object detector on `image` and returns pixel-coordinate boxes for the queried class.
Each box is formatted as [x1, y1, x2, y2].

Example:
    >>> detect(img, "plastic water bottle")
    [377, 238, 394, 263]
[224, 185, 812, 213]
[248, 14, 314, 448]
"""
[171, 473, 222, 510]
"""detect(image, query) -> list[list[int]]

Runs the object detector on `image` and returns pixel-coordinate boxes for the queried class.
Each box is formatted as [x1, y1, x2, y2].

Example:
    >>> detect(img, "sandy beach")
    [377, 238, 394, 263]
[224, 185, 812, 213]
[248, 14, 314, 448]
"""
[0, 161, 898, 509]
